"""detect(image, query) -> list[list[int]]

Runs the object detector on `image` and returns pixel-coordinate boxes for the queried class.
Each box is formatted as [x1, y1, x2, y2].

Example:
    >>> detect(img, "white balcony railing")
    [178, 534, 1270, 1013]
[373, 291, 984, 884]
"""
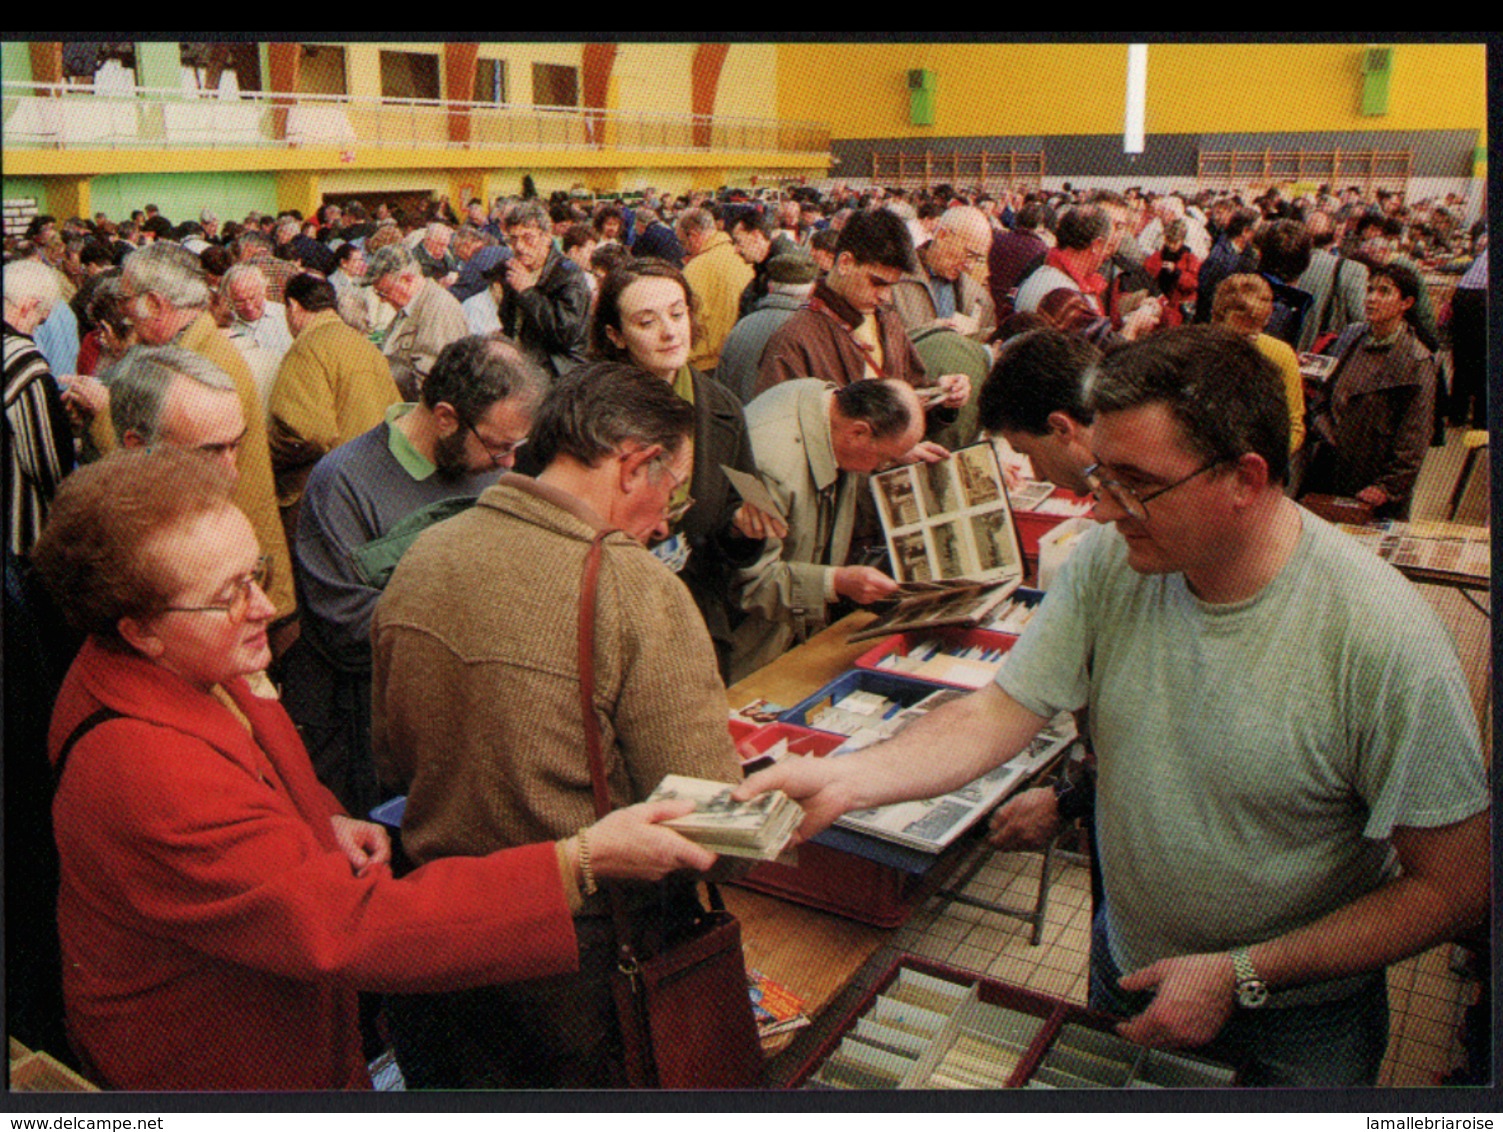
[1, 81, 830, 156]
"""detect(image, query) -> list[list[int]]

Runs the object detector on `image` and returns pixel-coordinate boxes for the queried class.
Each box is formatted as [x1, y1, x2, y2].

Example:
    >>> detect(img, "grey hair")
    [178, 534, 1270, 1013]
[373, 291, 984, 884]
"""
[3, 259, 62, 314]
[110, 344, 236, 446]
[425, 222, 453, 242]
[675, 207, 714, 235]
[767, 279, 815, 299]
[504, 200, 550, 233]
[366, 243, 419, 283]
[221, 263, 267, 295]
[120, 243, 212, 310]
[236, 230, 273, 257]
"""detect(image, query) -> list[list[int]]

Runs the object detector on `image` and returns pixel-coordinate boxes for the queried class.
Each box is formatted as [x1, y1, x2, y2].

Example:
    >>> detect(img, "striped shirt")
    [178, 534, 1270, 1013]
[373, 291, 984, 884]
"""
[5, 323, 76, 557]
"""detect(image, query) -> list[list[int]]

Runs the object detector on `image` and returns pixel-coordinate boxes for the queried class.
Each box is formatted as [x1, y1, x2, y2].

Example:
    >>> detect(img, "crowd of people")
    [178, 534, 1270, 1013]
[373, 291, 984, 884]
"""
[1, 173, 1488, 1091]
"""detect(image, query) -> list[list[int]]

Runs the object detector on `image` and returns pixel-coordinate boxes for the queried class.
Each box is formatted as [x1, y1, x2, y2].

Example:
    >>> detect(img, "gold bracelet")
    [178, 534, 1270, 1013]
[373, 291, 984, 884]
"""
[576, 828, 599, 897]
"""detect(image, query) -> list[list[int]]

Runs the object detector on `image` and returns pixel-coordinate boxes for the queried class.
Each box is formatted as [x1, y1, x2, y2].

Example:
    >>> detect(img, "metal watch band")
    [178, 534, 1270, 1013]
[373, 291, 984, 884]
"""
[1231, 946, 1269, 1008]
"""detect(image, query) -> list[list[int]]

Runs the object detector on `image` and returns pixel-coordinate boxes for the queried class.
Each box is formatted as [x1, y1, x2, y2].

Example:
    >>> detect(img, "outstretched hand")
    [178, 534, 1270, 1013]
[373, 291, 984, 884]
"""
[585, 798, 719, 882]
[732, 755, 851, 843]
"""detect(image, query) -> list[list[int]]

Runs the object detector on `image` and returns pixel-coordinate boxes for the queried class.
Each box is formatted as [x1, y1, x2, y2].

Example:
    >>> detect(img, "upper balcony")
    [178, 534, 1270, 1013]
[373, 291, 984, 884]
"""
[2, 80, 832, 176]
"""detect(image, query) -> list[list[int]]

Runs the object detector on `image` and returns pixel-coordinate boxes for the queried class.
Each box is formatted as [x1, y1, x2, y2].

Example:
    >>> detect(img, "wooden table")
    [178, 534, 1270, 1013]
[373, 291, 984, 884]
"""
[722, 611, 892, 1053]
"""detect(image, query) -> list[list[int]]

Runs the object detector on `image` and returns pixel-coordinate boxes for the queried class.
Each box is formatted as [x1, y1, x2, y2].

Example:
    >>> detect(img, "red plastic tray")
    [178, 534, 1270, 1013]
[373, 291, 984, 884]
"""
[1014, 488, 1092, 557]
[731, 722, 932, 928]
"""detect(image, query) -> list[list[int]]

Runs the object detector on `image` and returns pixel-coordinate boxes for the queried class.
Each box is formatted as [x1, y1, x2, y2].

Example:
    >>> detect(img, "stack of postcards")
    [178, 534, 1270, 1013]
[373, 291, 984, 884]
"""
[647, 775, 803, 860]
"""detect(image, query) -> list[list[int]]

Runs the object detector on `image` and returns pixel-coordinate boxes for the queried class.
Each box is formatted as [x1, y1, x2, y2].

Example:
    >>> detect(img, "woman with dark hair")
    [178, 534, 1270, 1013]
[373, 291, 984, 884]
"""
[1143, 218, 1201, 327]
[592, 203, 626, 244]
[590, 257, 787, 678]
[31, 447, 713, 1091]
[1299, 261, 1438, 519]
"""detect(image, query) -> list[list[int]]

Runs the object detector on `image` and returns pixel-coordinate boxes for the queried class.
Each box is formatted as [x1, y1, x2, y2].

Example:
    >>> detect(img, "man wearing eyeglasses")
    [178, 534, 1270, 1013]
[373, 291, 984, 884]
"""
[890, 205, 998, 343]
[738, 326, 1488, 1087]
[280, 335, 542, 818]
[498, 200, 592, 380]
[371, 362, 743, 1089]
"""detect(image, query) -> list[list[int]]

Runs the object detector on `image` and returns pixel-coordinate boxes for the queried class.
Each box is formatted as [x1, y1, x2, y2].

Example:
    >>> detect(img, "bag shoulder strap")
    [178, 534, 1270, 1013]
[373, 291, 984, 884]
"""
[578, 529, 616, 822]
[51, 706, 124, 793]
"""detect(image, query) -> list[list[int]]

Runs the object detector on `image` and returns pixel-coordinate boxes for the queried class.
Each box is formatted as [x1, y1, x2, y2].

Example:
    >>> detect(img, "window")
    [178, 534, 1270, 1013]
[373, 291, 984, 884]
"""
[380, 50, 441, 102]
[474, 57, 507, 105]
[297, 45, 347, 97]
[532, 63, 578, 108]
[178, 43, 262, 94]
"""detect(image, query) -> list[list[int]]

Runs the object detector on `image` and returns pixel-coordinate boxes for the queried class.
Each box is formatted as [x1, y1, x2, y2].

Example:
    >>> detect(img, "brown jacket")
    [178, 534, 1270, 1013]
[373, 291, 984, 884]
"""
[370, 475, 741, 871]
[754, 279, 928, 398]
[1306, 323, 1436, 511]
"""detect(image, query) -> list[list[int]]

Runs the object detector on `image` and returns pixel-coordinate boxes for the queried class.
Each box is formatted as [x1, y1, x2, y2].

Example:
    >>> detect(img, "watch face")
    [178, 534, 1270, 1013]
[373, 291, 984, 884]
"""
[1237, 980, 1270, 1009]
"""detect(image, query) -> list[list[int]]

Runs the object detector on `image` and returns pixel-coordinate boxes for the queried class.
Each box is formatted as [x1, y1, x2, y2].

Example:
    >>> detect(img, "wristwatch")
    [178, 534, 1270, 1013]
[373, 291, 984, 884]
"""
[1230, 947, 1269, 1009]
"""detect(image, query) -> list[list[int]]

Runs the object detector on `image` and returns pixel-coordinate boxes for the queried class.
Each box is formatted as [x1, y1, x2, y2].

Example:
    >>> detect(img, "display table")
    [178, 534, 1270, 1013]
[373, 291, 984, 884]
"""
[722, 611, 1069, 1056]
[722, 611, 892, 1053]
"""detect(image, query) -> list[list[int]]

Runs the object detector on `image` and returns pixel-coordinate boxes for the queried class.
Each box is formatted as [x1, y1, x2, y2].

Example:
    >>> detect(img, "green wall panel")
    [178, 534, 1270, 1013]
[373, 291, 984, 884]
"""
[3, 177, 50, 213]
[2, 41, 34, 84]
[89, 171, 278, 224]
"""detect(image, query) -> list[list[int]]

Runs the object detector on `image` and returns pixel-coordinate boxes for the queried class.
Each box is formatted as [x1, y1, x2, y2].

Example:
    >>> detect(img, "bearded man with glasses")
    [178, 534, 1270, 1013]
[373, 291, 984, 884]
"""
[280, 334, 542, 819]
[738, 325, 1488, 1088]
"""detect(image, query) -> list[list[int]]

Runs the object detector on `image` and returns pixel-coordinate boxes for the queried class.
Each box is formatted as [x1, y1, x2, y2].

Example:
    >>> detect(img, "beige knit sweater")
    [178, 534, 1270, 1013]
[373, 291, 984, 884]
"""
[371, 475, 741, 867]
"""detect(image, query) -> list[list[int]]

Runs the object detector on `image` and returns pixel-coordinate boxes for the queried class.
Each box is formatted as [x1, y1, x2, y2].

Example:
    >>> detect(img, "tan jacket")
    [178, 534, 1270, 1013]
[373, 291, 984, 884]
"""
[371, 475, 741, 868]
[890, 246, 998, 343]
[381, 278, 468, 397]
[181, 314, 299, 621]
[269, 310, 400, 504]
[684, 231, 754, 373]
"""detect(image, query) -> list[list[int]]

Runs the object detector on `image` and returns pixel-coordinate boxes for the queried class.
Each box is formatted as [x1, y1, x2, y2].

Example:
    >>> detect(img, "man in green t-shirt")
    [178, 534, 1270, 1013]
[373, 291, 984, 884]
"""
[738, 326, 1488, 1087]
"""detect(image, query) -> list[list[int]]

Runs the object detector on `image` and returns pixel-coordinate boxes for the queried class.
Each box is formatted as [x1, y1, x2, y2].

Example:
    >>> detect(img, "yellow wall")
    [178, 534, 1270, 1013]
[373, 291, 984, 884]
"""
[1146, 43, 1486, 135]
[777, 44, 1128, 138]
[610, 44, 694, 117]
[776, 43, 1487, 141]
[716, 43, 779, 121]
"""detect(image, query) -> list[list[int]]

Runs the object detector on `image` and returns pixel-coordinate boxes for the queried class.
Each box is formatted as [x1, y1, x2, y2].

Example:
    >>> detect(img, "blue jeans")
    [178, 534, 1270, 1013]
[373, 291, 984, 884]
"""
[1088, 906, 1390, 1088]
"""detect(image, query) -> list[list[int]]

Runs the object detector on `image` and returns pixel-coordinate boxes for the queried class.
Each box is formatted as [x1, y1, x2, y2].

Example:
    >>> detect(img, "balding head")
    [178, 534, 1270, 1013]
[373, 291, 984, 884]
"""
[828, 379, 926, 474]
[925, 205, 993, 282]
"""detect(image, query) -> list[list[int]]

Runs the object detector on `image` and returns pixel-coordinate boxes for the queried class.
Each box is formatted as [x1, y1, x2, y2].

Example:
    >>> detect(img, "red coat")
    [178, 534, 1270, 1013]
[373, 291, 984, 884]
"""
[1143, 247, 1201, 327]
[48, 639, 579, 1091]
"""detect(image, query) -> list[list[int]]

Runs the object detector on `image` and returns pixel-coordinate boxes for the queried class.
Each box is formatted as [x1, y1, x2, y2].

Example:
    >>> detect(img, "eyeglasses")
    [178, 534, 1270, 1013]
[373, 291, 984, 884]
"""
[465, 419, 528, 464]
[162, 556, 272, 624]
[505, 228, 546, 250]
[651, 454, 695, 525]
[1082, 459, 1229, 522]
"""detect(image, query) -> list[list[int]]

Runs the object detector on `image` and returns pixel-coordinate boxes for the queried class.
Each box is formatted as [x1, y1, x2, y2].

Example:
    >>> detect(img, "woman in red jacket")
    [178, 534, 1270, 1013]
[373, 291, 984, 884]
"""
[31, 447, 715, 1091]
[1143, 218, 1201, 327]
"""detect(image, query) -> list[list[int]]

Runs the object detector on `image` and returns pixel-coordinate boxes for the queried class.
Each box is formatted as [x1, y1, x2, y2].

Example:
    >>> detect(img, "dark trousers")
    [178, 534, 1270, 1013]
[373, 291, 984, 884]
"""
[276, 636, 388, 820]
